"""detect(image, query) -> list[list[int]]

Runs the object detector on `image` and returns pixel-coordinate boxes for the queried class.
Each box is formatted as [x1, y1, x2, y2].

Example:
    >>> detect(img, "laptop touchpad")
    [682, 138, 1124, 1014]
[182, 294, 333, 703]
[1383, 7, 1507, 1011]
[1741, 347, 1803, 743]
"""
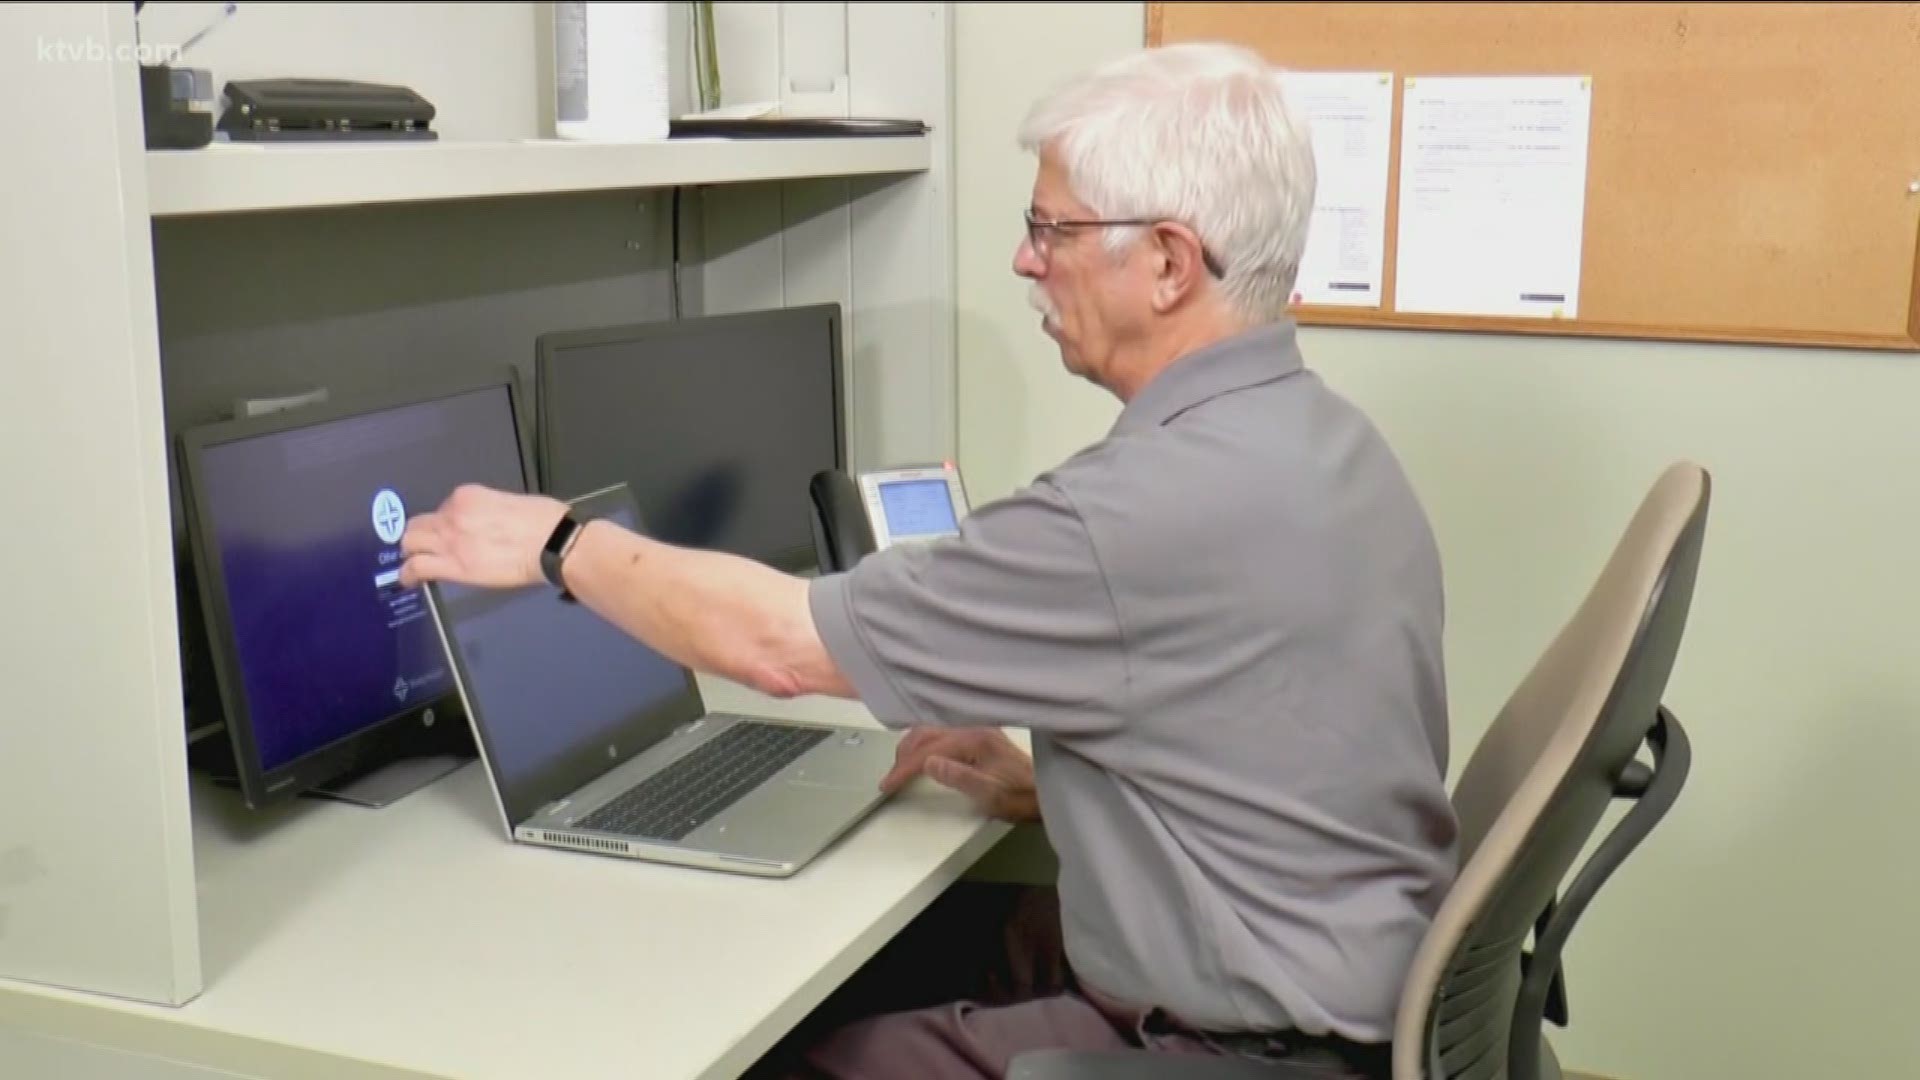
[696, 782, 872, 859]
[782, 731, 894, 792]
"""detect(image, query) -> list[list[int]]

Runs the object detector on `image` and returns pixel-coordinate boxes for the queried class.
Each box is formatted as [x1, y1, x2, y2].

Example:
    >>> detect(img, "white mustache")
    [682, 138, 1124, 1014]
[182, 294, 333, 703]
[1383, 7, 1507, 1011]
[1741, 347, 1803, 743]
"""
[1029, 284, 1059, 323]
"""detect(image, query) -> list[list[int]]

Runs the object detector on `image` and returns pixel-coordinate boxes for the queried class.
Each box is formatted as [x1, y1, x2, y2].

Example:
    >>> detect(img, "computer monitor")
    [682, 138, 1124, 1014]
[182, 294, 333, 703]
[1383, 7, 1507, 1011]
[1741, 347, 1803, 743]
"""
[535, 303, 847, 572]
[174, 369, 534, 810]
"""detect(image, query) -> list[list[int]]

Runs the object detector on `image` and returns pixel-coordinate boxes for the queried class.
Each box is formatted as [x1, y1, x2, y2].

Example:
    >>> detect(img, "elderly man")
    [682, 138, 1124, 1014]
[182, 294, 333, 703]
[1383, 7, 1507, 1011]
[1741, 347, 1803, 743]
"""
[401, 41, 1456, 1080]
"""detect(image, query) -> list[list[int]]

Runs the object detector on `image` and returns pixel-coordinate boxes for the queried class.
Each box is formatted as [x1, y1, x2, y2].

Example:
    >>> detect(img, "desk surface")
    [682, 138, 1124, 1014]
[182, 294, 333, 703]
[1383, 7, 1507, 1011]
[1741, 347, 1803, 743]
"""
[0, 679, 1013, 1080]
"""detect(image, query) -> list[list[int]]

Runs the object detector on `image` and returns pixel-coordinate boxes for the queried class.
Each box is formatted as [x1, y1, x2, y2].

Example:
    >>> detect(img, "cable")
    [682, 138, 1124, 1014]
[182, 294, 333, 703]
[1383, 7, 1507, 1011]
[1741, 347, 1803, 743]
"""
[671, 185, 684, 319]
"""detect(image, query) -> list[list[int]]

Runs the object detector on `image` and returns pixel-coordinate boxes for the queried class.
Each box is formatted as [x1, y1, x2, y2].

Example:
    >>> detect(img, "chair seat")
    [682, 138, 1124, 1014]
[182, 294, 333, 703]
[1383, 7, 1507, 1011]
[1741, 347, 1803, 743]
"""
[1006, 1048, 1359, 1080]
[1005, 1035, 1614, 1080]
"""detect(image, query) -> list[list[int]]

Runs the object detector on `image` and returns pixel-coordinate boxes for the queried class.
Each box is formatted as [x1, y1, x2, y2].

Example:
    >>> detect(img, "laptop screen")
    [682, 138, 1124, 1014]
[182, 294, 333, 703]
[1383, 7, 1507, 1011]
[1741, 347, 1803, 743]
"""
[429, 493, 705, 827]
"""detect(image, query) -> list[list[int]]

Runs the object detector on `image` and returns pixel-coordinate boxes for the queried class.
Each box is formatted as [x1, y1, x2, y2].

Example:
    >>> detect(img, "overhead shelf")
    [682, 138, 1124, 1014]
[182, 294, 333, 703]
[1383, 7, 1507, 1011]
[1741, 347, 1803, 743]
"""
[145, 135, 932, 218]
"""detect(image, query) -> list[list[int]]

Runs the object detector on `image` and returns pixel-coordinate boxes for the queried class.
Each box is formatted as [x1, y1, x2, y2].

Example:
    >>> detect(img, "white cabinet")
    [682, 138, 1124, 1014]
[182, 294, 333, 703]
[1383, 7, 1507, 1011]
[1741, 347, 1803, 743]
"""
[0, 0, 954, 1014]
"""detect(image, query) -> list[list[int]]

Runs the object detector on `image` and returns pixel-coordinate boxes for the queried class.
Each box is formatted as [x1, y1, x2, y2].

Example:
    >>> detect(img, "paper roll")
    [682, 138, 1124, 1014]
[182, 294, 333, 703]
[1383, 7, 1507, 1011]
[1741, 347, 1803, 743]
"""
[553, 1, 671, 142]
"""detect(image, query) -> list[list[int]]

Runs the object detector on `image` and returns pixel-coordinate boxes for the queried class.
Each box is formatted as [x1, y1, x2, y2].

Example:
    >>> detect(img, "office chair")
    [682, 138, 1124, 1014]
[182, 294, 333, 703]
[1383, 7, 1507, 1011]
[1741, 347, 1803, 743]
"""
[1010, 461, 1709, 1080]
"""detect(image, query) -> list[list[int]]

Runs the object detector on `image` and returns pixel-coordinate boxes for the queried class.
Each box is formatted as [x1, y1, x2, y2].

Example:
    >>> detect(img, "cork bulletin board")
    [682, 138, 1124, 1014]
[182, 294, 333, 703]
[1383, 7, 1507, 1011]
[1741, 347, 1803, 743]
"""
[1147, 3, 1920, 350]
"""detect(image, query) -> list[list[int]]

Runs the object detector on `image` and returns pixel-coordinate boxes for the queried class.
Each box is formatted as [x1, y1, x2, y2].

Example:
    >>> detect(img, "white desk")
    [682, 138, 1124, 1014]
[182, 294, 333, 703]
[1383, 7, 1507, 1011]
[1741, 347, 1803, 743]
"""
[0, 678, 1016, 1080]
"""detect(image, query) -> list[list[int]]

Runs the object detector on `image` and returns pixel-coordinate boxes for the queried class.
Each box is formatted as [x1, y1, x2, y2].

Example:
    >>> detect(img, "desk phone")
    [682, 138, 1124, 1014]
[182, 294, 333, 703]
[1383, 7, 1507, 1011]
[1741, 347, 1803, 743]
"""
[809, 462, 971, 573]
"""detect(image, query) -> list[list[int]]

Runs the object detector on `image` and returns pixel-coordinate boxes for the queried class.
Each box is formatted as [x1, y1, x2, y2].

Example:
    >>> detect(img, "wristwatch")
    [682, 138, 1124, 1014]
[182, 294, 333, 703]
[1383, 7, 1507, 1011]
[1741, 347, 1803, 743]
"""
[540, 511, 588, 600]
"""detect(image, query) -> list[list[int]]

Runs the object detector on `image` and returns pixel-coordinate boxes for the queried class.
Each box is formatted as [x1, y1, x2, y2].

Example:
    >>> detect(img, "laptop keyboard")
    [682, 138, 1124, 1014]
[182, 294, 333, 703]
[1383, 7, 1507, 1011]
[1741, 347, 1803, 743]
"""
[574, 721, 833, 843]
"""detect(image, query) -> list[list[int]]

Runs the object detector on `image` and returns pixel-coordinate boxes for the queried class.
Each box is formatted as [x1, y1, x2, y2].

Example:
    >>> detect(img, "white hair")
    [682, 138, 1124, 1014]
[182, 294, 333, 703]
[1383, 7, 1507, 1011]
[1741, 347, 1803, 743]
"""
[1018, 42, 1317, 322]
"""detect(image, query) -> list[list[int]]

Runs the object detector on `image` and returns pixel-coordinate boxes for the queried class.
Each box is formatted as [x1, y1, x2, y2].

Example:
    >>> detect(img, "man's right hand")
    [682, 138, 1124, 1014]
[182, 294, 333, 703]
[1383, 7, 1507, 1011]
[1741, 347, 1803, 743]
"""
[880, 727, 1040, 824]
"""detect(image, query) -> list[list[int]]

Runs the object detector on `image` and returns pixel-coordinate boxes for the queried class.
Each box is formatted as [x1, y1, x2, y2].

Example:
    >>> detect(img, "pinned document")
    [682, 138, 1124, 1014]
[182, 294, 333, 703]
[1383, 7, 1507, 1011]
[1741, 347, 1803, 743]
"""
[1281, 71, 1395, 307]
[1393, 76, 1593, 319]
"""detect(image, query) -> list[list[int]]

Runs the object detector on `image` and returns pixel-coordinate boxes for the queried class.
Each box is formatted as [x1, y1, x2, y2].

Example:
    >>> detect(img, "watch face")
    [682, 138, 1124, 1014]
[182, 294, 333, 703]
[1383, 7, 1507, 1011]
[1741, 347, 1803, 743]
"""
[541, 515, 582, 588]
[544, 515, 581, 555]
[546, 484, 642, 589]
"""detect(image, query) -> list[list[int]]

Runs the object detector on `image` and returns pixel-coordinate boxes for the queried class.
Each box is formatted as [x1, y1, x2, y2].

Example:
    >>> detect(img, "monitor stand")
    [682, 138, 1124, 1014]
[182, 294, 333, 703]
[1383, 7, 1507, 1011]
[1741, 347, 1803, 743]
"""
[184, 689, 478, 810]
[302, 752, 473, 809]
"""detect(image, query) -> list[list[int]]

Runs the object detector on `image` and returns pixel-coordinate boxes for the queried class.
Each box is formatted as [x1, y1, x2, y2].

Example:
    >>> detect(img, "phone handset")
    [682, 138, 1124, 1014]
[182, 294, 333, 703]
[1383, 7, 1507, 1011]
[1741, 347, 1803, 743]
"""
[809, 469, 877, 574]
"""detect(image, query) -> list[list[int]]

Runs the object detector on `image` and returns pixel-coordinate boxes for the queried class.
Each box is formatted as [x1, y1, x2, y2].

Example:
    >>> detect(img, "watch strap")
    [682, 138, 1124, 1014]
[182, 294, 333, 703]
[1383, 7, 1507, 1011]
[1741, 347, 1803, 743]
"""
[540, 512, 587, 598]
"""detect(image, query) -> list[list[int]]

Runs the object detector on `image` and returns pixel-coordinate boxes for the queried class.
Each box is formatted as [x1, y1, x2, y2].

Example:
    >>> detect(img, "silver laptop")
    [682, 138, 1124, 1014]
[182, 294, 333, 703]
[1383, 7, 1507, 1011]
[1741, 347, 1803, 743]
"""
[423, 484, 901, 878]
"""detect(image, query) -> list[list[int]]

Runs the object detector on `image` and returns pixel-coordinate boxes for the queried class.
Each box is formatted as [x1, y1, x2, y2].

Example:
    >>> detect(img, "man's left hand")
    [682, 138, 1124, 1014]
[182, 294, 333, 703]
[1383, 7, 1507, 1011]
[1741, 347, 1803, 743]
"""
[881, 727, 1040, 824]
[399, 484, 569, 591]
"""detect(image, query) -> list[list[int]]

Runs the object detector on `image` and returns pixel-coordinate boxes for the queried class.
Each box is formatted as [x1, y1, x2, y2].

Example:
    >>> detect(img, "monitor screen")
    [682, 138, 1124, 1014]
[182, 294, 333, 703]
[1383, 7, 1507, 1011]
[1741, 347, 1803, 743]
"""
[876, 478, 961, 540]
[536, 304, 845, 571]
[179, 376, 531, 807]
[430, 494, 702, 827]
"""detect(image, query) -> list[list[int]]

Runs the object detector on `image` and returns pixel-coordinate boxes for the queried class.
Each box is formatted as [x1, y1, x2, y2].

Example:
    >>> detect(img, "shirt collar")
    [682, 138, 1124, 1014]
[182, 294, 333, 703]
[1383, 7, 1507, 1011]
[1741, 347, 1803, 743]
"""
[1111, 318, 1306, 436]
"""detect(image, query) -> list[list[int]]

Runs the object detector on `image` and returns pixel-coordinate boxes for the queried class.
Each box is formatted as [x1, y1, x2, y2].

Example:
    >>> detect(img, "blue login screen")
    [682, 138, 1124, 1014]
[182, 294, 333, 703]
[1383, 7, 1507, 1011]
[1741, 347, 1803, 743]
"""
[878, 478, 959, 539]
[193, 386, 527, 772]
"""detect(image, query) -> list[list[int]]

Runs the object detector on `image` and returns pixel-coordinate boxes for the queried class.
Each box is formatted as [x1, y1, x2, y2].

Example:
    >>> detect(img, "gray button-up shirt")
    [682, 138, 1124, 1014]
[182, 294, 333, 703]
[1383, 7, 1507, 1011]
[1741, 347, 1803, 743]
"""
[808, 319, 1458, 1043]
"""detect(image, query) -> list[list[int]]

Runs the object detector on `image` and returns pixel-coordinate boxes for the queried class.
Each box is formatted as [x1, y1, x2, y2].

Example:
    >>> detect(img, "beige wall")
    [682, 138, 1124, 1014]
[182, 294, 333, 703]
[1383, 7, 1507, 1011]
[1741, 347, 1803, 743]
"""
[955, 5, 1920, 1078]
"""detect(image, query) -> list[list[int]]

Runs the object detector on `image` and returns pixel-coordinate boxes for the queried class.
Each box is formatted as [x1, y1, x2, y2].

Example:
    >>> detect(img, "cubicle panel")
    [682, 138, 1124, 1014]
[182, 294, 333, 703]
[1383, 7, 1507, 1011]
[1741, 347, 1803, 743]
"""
[781, 180, 858, 322]
[149, 191, 678, 471]
[843, 170, 956, 472]
[781, 2, 853, 115]
[847, 2, 959, 469]
[713, 1, 785, 108]
[776, 179, 860, 473]
[698, 183, 793, 319]
[0, 1, 201, 1006]
[696, 3, 957, 474]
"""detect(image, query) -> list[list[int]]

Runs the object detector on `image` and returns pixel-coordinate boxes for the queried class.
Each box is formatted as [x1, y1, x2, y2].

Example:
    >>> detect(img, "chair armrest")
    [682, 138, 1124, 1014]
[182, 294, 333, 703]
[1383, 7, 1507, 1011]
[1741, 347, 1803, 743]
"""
[1008, 1049, 1298, 1080]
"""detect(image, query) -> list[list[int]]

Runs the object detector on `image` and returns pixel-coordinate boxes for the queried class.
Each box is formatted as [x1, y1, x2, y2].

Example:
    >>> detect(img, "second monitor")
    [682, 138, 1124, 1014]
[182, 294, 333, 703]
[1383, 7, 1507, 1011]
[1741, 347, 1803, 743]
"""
[535, 304, 846, 572]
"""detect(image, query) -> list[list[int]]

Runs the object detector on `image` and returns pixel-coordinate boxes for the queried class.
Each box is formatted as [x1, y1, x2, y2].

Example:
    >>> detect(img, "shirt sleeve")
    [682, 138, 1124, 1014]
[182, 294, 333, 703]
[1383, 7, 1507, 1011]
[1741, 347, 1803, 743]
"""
[806, 476, 1129, 737]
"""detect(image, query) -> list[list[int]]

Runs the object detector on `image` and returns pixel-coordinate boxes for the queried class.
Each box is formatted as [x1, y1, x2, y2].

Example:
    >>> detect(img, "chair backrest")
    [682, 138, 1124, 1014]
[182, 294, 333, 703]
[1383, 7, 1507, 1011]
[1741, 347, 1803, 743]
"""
[1392, 462, 1711, 1080]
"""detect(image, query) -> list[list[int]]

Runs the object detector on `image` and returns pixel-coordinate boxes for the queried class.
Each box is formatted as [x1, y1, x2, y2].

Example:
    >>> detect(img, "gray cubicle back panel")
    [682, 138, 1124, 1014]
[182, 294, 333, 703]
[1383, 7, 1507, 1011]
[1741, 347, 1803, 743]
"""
[150, 190, 678, 481]
[149, 191, 679, 734]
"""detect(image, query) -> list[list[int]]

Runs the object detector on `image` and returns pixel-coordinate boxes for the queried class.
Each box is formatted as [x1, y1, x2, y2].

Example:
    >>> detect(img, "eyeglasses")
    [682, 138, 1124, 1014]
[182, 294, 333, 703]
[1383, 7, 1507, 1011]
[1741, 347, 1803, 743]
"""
[1024, 208, 1225, 278]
